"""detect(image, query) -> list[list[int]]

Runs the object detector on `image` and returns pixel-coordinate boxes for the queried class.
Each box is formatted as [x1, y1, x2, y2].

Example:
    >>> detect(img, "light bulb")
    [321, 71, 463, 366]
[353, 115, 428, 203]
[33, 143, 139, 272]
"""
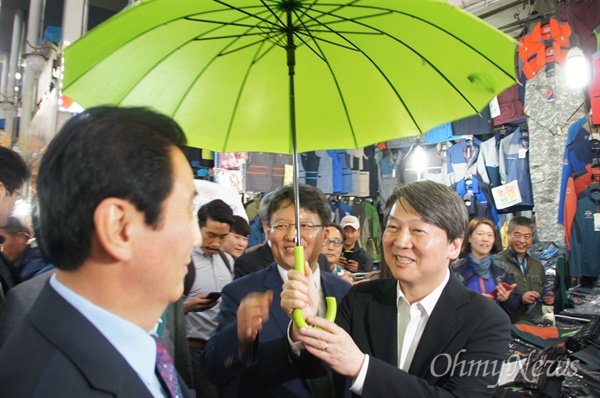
[565, 47, 592, 88]
[23, 53, 47, 73]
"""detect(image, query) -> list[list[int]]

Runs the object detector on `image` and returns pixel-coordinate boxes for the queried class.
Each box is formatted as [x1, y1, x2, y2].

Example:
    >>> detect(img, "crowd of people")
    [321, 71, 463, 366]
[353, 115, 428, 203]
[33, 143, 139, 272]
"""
[0, 106, 556, 397]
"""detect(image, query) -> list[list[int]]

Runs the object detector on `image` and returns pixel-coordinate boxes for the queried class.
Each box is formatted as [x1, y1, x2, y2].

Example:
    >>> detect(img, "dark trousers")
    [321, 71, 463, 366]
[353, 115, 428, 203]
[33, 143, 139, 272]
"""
[190, 346, 237, 398]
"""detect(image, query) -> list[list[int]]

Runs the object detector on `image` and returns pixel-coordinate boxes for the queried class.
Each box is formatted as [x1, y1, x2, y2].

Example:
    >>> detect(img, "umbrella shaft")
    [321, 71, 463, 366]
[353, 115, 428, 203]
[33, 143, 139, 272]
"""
[285, 8, 302, 247]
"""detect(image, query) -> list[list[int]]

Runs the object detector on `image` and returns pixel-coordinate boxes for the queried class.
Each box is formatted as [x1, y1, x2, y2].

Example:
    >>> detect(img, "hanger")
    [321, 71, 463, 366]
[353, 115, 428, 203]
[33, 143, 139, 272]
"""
[590, 180, 600, 194]
[465, 136, 475, 160]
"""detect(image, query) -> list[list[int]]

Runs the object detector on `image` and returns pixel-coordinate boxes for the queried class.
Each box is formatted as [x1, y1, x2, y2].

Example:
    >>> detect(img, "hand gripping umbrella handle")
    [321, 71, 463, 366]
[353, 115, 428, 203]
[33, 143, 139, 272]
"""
[292, 246, 337, 329]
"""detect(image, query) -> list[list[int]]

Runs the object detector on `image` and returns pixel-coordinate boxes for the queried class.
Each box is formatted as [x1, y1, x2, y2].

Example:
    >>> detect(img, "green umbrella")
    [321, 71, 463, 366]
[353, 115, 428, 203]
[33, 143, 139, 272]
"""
[63, 0, 517, 154]
[62, 0, 517, 325]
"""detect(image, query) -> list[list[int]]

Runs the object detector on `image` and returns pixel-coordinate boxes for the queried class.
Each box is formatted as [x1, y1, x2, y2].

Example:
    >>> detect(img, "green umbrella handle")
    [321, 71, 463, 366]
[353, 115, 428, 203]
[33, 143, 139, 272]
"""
[292, 246, 337, 329]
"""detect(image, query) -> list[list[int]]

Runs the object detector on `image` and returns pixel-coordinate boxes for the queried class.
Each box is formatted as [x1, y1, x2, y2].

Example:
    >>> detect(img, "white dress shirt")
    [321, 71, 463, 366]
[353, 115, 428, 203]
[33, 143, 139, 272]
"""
[351, 270, 450, 395]
[50, 274, 165, 397]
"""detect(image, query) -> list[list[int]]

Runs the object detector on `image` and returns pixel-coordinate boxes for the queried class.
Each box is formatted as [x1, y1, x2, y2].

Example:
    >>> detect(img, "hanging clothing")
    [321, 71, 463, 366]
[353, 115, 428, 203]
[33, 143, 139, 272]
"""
[336, 150, 353, 194]
[568, 188, 600, 277]
[451, 107, 493, 136]
[518, 18, 571, 80]
[498, 128, 534, 212]
[245, 152, 273, 192]
[445, 137, 482, 186]
[327, 150, 344, 194]
[315, 150, 333, 194]
[330, 199, 353, 224]
[452, 175, 498, 225]
[564, 165, 600, 250]
[351, 200, 382, 264]
[400, 145, 445, 184]
[493, 84, 526, 126]
[558, 133, 596, 224]
[301, 152, 320, 187]
[525, 64, 585, 242]
[375, 148, 401, 202]
[477, 134, 502, 188]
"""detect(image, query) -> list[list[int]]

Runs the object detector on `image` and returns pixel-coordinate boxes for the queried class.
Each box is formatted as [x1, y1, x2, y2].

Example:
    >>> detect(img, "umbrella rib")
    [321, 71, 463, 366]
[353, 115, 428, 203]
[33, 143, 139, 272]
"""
[297, 4, 515, 119]
[171, 12, 282, 123]
[292, 6, 422, 134]
[291, 7, 360, 148]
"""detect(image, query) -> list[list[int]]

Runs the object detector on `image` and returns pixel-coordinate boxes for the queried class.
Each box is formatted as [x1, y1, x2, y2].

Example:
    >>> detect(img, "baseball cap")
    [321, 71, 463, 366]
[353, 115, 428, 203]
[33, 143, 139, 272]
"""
[340, 215, 360, 230]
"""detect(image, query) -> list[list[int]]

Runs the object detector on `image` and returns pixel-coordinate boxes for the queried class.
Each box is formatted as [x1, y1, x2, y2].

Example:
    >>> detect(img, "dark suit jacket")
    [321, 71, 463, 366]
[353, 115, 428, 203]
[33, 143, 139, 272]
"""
[234, 242, 329, 280]
[332, 274, 511, 397]
[0, 270, 53, 349]
[0, 282, 193, 397]
[201, 263, 352, 397]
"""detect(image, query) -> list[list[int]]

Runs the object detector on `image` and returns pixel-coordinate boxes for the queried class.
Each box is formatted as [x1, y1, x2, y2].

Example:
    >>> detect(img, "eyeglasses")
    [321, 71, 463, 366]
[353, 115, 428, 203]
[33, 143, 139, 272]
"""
[323, 239, 343, 247]
[269, 222, 324, 234]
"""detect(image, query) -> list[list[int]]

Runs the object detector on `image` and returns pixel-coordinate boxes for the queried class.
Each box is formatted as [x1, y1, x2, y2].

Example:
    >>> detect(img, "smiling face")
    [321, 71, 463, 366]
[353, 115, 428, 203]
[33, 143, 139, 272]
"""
[468, 223, 495, 259]
[508, 225, 534, 257]
[382, 198, 461, 300]
[266, 200, 325, 271]
[221, 232, 249, 258]
[322, 226, 344, 268]
[343, 226, 359, 249]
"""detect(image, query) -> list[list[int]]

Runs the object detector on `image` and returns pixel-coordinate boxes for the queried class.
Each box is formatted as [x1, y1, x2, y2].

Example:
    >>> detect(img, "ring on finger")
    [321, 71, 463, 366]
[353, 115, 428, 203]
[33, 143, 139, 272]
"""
[323, 342, 329, 351]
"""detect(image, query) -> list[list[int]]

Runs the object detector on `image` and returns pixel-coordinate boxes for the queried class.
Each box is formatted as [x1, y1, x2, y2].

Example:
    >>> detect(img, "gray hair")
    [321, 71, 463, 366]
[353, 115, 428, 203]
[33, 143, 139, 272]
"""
[507, 216, 535, 234]
[384, 180, 468, 242]
[263, 184, 331, 227]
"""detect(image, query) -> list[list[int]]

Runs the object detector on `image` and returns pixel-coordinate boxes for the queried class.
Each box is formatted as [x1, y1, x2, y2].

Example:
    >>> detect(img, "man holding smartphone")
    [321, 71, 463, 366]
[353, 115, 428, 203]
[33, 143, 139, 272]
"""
[183, 199, 236, 397]
[339, 215, 374, 273]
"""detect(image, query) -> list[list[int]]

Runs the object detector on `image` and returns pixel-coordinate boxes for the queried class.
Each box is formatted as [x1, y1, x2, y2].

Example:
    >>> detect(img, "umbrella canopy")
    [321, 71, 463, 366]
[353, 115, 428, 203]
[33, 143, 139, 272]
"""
[62, 0, 517, 155]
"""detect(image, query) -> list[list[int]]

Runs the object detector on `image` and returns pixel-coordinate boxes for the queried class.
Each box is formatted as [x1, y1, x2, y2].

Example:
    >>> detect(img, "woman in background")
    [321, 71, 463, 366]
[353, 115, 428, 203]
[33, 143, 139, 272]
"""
[221, 215, 249, 259]
[451, 218, 519, 311]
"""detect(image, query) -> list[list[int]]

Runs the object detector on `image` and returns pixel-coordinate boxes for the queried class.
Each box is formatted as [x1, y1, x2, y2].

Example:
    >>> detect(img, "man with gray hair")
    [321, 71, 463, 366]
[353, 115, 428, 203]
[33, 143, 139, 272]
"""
[201, 184, 351, 397]
[495, 216, 553, 323]
[282, 180, 511, 397]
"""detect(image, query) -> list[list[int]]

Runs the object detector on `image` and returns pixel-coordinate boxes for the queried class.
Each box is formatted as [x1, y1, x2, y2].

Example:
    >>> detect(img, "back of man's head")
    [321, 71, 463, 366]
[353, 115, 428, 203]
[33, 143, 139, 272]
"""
[0, 216, 30, 237]
[38, 106, 187, 271]
[197, 199, 235, 228]
[0, 146, 29, 194]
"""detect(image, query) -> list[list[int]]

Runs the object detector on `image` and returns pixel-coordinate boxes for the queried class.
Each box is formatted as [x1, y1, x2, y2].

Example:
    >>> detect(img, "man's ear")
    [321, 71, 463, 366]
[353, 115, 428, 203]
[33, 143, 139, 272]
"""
[447, 238, 463, 261]
[93, 198, 135, 262]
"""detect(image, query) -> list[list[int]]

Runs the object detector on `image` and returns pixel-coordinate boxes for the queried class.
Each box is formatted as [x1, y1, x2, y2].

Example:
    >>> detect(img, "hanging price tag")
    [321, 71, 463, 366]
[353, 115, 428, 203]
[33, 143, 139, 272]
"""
[491, 180, 523, 210]
[518, 148, 528, 159]
[594, 213, 600, 232]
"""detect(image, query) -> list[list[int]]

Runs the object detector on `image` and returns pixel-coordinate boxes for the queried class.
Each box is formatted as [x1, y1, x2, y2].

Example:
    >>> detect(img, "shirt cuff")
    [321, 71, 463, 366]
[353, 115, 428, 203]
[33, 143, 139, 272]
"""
[349, 354, 369, 396]
[287, 320, 304, 357]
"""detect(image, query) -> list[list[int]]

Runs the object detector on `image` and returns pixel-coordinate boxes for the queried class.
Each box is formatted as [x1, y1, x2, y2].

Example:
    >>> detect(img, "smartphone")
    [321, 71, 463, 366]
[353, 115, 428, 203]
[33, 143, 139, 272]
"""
[206, 292, 221, 300]
[342, 250, 360, 263]
[489, 283, 514, 299]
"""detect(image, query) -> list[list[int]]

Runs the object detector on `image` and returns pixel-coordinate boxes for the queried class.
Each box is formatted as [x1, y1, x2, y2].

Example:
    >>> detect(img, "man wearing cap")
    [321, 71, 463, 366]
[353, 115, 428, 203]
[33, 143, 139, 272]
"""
[339, 215, 374, 273]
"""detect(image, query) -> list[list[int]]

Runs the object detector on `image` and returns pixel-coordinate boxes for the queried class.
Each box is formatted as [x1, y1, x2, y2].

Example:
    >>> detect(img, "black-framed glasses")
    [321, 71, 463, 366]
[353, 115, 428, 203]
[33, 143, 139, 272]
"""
[269, 222, 324, 234]
[323, 239, 343, 248]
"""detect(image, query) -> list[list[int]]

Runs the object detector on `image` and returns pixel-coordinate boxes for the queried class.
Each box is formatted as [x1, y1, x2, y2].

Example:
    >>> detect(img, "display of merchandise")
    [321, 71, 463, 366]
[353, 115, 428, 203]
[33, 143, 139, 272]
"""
[525, 63, 585, 242]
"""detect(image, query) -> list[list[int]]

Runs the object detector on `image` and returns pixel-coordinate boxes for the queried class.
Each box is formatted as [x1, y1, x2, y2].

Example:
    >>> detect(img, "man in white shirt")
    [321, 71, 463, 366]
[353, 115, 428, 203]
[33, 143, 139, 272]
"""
[282, 180, 511, 397]
[0, 107, 200, 397]
[183, 198, 236, 397]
